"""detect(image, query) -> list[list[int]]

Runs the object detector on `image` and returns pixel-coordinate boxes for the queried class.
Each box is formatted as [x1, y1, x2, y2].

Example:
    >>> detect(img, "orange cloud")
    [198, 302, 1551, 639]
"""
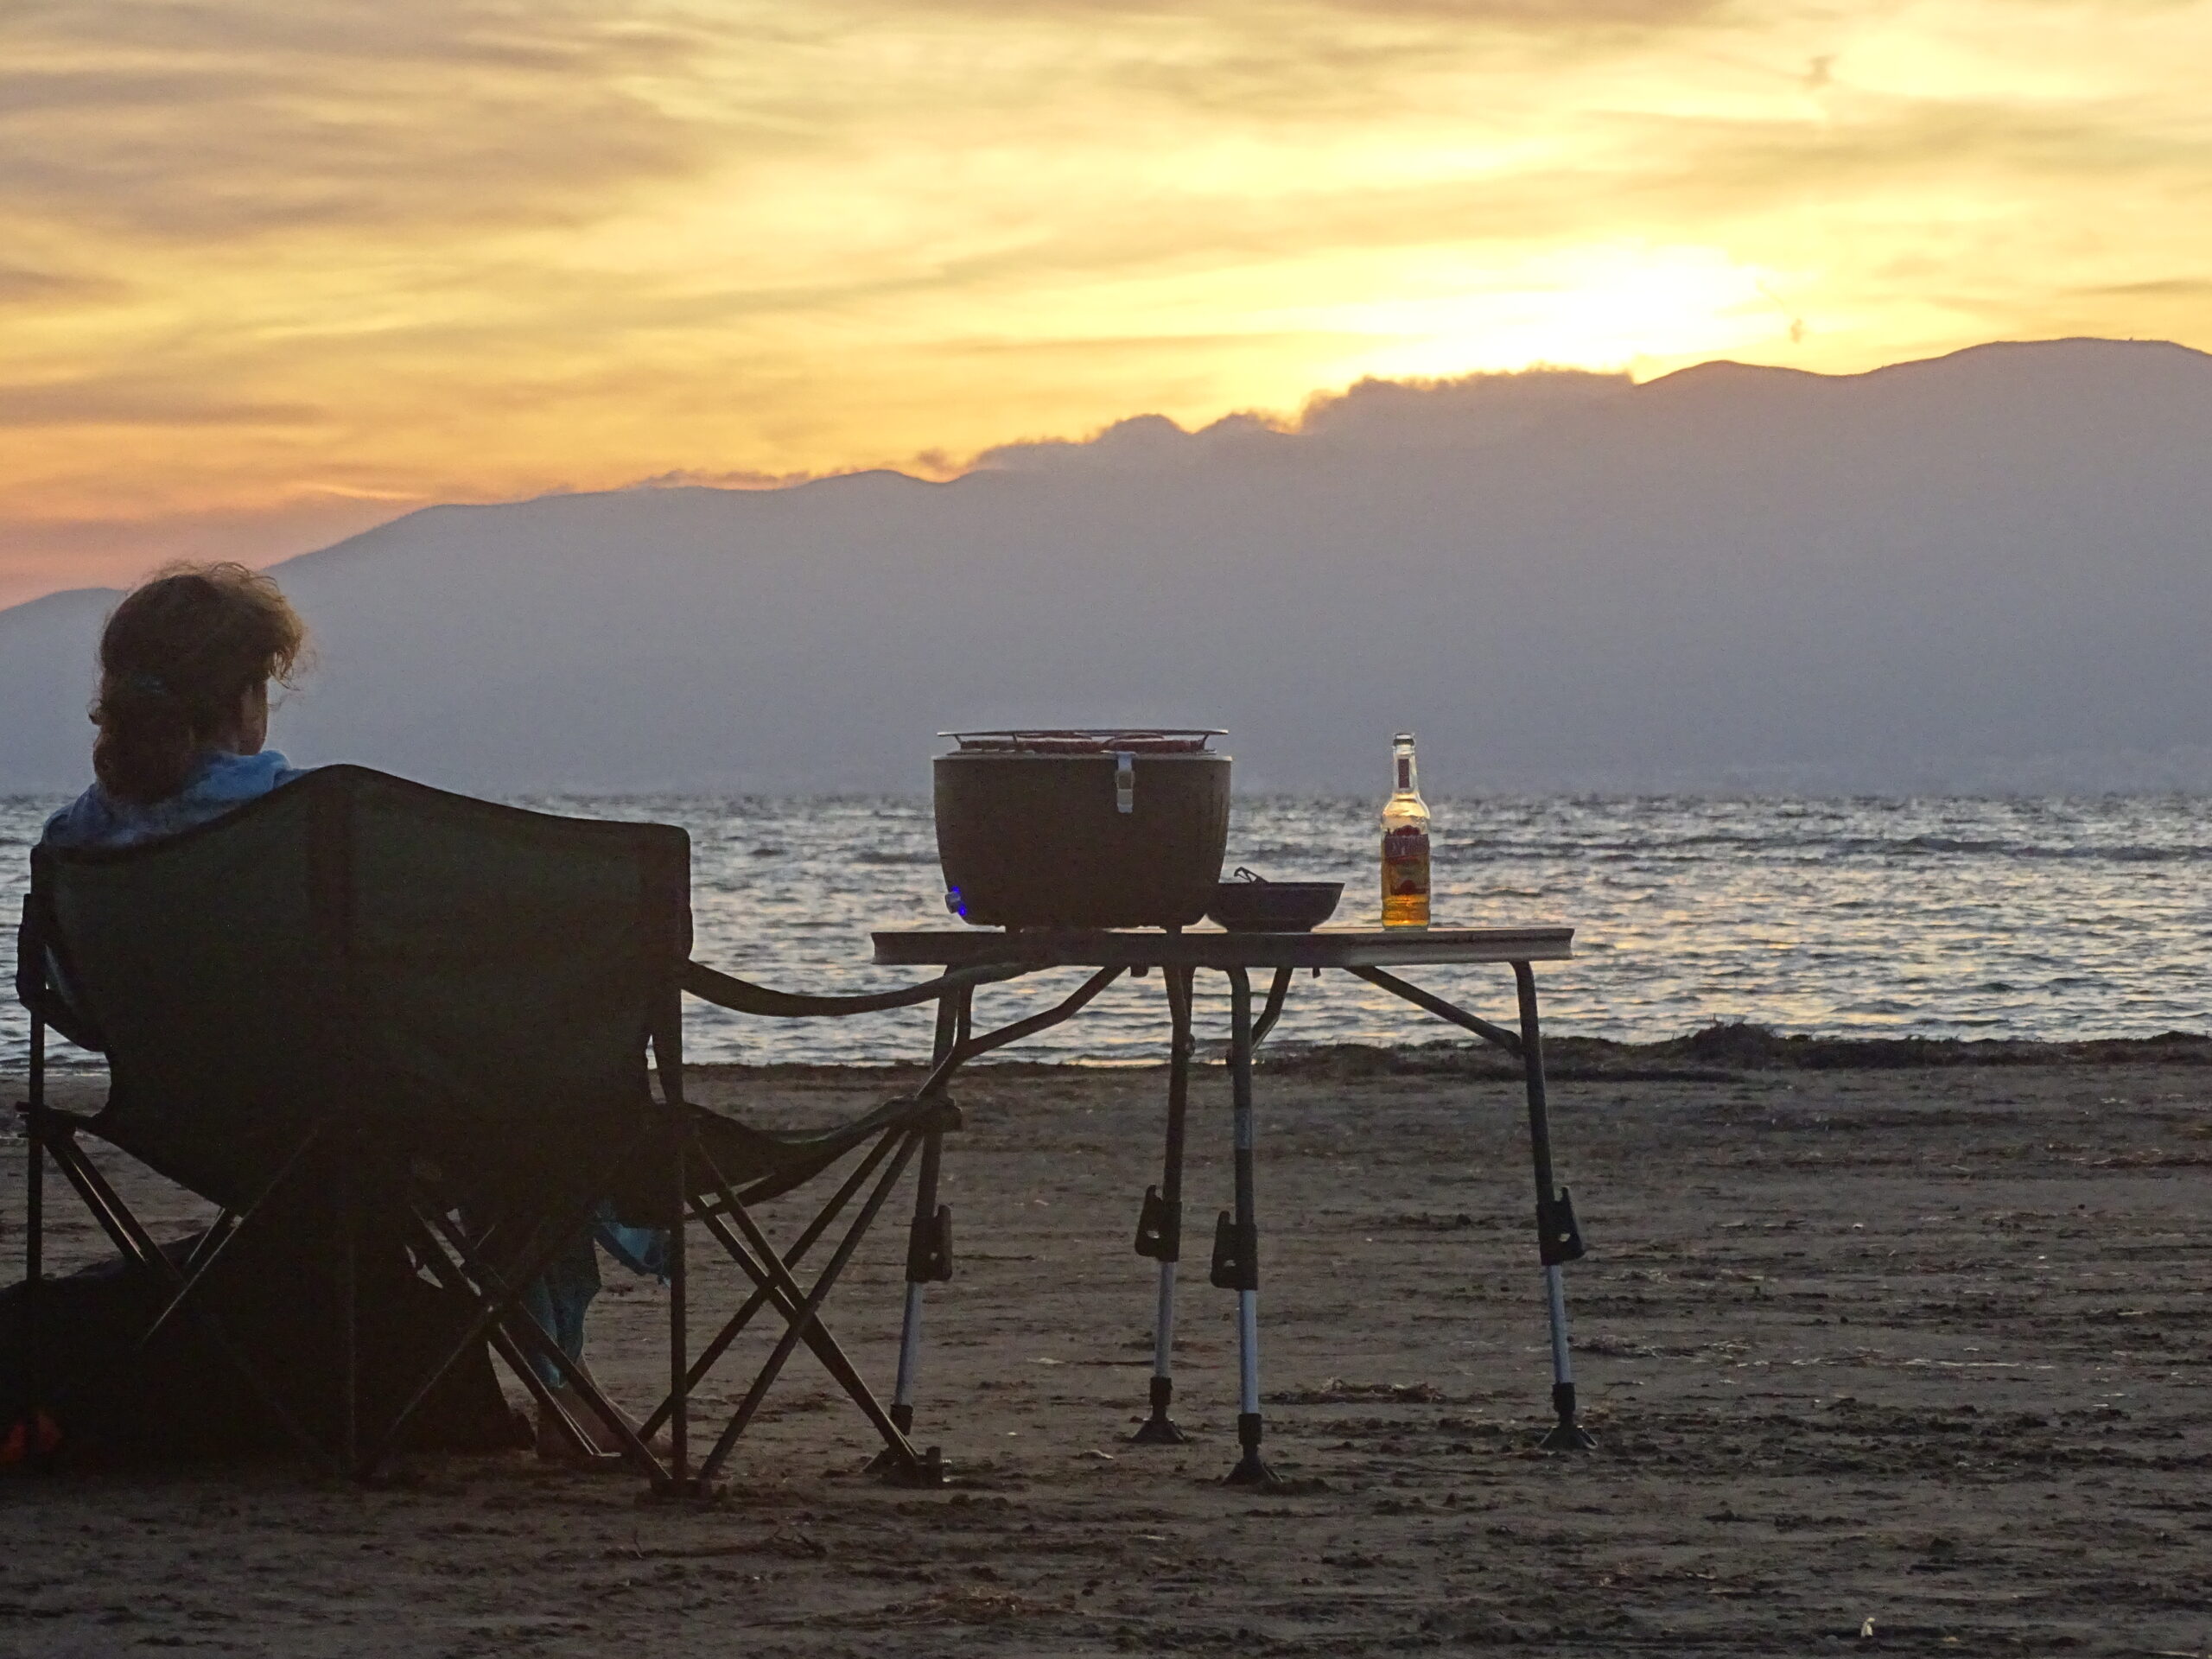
[2, 0, 2209, 607]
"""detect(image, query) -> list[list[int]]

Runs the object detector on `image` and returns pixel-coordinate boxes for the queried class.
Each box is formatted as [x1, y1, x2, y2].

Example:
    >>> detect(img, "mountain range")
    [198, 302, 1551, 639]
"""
[3, 337, 2209, 796]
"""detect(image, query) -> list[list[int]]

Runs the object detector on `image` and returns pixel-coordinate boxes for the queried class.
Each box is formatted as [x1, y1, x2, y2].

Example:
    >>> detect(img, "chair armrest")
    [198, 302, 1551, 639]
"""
[679, 958, 1027, 1019]
[16, 893, 105, 1052]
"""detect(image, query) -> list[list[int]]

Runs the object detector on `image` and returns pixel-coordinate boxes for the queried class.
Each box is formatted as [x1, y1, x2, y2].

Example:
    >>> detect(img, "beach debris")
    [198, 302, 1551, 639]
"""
[1269, 1378, 1446, 1405]
[1373, 1211, 1491, 1233]
[845, 1585, 1066, 1626]
[1861, 1617, 1877, 1638]
[1243, 1474, 1328, 1497]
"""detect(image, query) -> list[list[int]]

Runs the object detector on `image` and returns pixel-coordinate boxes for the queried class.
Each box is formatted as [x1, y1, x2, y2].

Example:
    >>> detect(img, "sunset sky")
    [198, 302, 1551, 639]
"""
[6, 0, 2209, 607]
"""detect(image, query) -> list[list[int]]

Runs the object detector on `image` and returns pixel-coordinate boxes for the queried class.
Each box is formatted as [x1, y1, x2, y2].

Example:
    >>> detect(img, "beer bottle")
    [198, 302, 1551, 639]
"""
[1380, 732, 1432, 928]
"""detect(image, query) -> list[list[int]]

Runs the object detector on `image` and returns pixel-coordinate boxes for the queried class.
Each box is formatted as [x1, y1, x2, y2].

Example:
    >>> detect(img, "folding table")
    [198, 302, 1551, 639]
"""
[870, 924, 1592, 1487]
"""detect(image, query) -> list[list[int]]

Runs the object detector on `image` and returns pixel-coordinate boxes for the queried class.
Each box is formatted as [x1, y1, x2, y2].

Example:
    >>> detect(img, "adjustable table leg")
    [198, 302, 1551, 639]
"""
[1217, 968, 1278, 1487]
[892, 1130, 948, 1430]
[879, 992, 961, 1484]
[1513, 962, 1595, 1452]
[1132, 965, 1194, 1444]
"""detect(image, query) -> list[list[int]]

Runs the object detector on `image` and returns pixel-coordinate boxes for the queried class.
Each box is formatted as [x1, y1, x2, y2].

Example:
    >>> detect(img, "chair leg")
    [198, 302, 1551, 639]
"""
[402, 1215, 614, 1463]
[43, 1128, 159, 1272]
[180, 1212, 238, 1279]
[41, 1127, 337, 1471]
[683, 1192, 917, 1463]
[16, 1017, 52, 1466]
[694, 1132, 927, 1486]
[669, 1129, 690, 1491]
[137, 1127, 329, 1351]
[371, 1136, 677, 1479]
[396, 1206, 666, 1481]
[636, 1135, 899, 1444]
[486, 1328, 597, 1458]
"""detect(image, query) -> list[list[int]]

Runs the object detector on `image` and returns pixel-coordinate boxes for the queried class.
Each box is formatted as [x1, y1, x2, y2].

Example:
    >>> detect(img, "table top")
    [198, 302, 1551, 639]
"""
[872, 924, 1574, 970]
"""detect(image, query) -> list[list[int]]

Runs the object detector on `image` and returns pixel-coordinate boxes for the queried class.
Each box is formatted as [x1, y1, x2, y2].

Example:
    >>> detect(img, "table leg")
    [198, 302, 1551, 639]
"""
[1217, 966, 1278, 1487]
[889, 991, 963, 1444]
[1131, 965, 1194, 1444]
[1513, 961, 1595, 1452]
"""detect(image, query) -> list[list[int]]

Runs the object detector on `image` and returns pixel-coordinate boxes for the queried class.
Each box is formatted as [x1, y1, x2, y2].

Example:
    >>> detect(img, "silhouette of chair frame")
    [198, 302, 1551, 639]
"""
[13, 766, 1006, 1486]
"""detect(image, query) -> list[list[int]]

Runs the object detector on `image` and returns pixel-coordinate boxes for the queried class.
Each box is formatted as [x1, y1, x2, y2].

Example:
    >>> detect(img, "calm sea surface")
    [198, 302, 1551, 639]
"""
[3, 793, 2206, 1071]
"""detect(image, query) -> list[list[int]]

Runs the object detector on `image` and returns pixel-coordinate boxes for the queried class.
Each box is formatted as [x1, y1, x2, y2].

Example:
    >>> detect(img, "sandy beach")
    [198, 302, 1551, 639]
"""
[3, 1039, 2209, 1656]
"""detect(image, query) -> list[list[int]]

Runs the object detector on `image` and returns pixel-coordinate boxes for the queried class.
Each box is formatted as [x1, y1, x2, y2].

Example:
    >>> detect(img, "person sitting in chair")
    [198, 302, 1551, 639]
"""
[39, 561, 657, 1462]
[41, 560, 310, 852]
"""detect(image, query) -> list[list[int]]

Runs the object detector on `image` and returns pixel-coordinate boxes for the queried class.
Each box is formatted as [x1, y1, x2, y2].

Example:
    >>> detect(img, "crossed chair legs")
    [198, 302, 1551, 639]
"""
[407, 1107, 957, 1494]
[22, 1107, 344, 1470]
[22, 1108, 622, 1478]
[657, 1120, 948, 1490]
[18, 1099, 957, 1489]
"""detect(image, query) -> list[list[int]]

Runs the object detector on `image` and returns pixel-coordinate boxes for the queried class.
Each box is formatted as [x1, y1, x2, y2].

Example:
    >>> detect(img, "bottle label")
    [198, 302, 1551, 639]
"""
[1382, 825, 1430, 896]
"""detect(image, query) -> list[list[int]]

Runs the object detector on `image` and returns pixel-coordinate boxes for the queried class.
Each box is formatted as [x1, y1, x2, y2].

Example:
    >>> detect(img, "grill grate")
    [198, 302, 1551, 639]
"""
[940, 729, 1224, 755]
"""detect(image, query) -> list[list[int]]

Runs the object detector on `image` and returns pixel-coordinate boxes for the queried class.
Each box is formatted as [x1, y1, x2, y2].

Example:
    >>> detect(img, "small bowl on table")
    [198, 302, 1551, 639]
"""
[1205, 871, 1344, 932]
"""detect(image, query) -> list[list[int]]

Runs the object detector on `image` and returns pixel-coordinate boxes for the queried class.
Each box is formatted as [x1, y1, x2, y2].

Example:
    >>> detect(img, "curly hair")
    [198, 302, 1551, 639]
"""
[90, 563, 309, 804]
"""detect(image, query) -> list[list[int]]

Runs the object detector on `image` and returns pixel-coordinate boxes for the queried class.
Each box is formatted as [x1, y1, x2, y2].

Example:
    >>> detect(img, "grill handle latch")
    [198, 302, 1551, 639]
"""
[1114, 752, 1135, 814]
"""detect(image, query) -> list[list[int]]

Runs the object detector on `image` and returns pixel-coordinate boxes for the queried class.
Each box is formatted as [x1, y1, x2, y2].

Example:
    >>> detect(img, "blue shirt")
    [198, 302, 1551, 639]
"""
[41, 750, 309, 851]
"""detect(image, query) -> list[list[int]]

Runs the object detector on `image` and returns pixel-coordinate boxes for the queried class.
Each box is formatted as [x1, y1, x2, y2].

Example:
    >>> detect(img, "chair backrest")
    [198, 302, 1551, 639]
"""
[29, 766, 690, 1210]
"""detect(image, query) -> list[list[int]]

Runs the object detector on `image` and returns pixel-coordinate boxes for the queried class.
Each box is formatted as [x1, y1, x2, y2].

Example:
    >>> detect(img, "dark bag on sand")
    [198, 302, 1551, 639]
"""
[0, 1225, 523, 1466]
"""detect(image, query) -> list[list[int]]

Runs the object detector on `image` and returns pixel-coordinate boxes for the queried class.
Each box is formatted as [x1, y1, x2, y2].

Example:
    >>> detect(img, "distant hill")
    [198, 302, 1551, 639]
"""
[4, 338, 2210, 796]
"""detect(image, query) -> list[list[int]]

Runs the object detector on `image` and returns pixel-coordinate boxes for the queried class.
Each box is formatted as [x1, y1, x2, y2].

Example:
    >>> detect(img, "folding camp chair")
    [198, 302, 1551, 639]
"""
[13, 766, 1008, 1487]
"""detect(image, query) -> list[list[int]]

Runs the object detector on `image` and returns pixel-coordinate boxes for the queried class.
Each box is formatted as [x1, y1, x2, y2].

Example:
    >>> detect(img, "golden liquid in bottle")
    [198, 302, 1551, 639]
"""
[1380, 733, 1431, 928]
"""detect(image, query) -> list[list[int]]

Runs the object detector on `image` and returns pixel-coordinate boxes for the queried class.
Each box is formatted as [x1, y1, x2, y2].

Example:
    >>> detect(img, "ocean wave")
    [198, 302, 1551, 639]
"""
[5, 791, 2209, 1067]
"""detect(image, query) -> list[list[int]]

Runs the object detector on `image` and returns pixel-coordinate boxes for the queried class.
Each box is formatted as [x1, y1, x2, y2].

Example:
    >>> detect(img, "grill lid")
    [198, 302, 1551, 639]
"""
[940, 728, 1224, 755]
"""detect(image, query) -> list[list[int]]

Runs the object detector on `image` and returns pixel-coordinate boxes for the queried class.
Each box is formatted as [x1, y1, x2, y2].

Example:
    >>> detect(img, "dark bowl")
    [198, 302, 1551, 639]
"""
[1206, 880, 1344, 932]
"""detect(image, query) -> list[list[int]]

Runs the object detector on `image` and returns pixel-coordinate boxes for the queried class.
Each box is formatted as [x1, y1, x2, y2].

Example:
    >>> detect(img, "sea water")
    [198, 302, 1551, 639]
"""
[3, 793, 2206, 1070]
